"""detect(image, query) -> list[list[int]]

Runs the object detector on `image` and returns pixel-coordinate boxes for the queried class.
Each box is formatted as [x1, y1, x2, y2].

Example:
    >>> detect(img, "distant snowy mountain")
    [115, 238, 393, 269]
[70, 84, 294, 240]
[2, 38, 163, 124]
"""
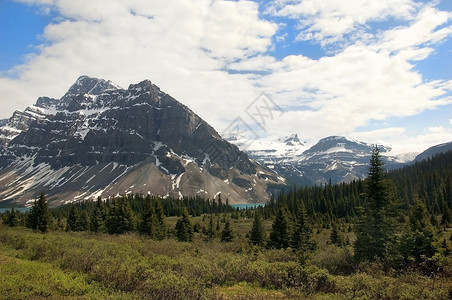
[229, 135, 408, 186]
[226, 133, 307, 163]
[414, 141, 452, 162]
[0, 76, 282, 206]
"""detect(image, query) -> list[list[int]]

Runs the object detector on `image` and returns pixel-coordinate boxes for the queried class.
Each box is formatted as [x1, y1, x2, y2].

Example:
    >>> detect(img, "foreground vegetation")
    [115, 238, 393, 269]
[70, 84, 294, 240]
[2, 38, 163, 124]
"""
[1, 224, 452, 299]
[1, 148, 452, 298]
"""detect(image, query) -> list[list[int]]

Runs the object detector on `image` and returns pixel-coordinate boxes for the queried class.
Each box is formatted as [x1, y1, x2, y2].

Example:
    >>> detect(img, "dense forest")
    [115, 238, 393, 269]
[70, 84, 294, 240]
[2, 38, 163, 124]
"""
[1, 148, 452, 299]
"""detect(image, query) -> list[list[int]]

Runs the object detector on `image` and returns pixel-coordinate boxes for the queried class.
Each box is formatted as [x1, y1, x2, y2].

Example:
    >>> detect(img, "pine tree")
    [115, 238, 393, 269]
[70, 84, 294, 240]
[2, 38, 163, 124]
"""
[221, 218, 234, 242]
[268, 206, 290, 249]
[354, 146, 399, 263]
[175, 209, 193, 242]
[249, 211, 266, 246]
[26, 192, 50, 233]
[106, 196, 135, 235]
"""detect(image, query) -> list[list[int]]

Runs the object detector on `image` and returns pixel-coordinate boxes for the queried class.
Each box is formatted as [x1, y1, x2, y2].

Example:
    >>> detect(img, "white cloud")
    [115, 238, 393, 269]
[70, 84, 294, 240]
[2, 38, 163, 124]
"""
[0, 0, 451, 154]
[378, 6, 452, 54]
[267, 0, 417, 46]
[0, 0, 277, 128]
[353, 126, 452, 154]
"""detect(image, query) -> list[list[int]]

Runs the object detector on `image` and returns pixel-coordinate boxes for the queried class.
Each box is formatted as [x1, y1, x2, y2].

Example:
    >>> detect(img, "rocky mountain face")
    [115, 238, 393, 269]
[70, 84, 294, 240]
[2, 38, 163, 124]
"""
[228, 135, 408, 186]
[0, 76, 282, 206]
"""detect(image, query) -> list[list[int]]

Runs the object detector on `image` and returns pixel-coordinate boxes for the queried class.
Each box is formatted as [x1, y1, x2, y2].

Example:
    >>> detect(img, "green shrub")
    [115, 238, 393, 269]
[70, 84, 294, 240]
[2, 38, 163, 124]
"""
[310, 245, 356, 275]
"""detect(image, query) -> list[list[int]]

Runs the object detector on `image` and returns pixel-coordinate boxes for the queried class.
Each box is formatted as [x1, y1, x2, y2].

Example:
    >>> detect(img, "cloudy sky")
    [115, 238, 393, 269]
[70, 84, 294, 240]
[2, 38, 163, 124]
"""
[0, 0, 451, 154]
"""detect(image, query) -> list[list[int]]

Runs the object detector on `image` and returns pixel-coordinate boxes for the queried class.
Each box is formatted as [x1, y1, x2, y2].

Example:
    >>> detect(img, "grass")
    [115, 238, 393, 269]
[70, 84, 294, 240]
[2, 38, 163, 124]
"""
[1, 223, 452, 299]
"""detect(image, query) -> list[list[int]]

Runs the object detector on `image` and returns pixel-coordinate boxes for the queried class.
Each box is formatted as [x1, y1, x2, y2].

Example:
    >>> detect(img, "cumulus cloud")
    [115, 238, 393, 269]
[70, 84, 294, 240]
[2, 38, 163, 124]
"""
[1, 0, 277, 127]
[1, 0, 451, 153]
[266, 0, 418, 46]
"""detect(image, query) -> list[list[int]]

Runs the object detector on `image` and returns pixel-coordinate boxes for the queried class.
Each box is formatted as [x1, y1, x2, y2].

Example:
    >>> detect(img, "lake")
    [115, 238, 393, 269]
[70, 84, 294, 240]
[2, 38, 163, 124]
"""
[0, 208, 30, 213]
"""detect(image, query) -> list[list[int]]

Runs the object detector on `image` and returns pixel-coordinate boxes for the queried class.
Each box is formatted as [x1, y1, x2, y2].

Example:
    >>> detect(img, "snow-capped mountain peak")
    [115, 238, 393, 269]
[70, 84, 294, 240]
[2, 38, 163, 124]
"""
[228, 134, 403, 186]
[0, 76, 282, 206]
[278, 133, 304, 146]
[62, 75, 121, 100]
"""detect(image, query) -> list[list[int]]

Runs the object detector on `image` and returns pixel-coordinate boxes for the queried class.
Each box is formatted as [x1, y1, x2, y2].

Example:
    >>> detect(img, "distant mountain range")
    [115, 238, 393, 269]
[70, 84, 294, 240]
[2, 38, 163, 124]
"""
[227, 133, 447, 186]
[0, 76, 282, 206]
[0, 75, 450, 206]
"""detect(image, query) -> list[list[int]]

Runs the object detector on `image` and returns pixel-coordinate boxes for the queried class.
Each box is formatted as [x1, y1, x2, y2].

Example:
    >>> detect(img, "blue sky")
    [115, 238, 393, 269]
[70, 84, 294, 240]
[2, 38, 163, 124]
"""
[0, 0, 451, 154]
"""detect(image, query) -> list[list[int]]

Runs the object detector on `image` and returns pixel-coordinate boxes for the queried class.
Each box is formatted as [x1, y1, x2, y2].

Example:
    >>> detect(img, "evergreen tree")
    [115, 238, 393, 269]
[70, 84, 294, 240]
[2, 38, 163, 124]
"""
[90, 197, 107, 233]
[66, 205, 80, 231]
[291, 201, 315, 251]
[216, 218, 221, 232]
[268, 206, 290, 249]
[440, 204, 451, 226]
[6, 207, 18, 227]
[329, 223, 343, 246]
[26, 192, 50, 233]
[249, 211, 266, 246]
[204, 214, 216, 241]
[77, 210, 90, 231]
[153, 197, 166, 240]
[440, 238, 451, 257]
[400, 197, 438, 264]
[175, 209, 193, 242]
[139, 197, 159, 238]
[354, 146, 399, 263]
[220, 218, 234, 242]
[105, 196, 135, 235]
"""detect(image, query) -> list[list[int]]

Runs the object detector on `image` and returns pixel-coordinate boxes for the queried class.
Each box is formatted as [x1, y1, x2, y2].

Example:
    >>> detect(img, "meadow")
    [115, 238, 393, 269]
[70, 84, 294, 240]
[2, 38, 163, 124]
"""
[1, 215, 452, 300]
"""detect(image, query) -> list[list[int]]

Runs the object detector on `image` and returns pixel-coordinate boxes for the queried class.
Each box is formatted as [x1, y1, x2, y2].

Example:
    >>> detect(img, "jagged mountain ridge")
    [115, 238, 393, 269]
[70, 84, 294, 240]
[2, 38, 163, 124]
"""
[0, 76, 282, 206]
[228, 135, 408, 186]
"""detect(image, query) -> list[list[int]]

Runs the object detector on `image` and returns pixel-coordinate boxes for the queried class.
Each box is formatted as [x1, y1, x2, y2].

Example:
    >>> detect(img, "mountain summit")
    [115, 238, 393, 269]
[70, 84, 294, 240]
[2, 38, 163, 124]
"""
[0, 76, 282, 206]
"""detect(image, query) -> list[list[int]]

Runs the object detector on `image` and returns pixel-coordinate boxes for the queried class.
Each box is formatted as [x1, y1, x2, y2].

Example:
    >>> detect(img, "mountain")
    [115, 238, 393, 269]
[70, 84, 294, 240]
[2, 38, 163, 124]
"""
[228, 135, 407, 186]
[0, 76, 282, 206]
[414, 141, 452, 162]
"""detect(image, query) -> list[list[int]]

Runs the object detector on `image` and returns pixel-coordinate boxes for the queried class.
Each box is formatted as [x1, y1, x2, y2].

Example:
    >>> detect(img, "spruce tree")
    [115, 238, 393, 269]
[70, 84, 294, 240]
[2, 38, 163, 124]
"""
[90, 197, 107, 233]
[220, 218, 234, 242]
[106, 196, 135, 235]
[204, 214, 216, 241]
[329, 223, 343, 246]
[66, 205, 80, 231]
[400, 197, 438, 264]
[291, 201, 315, 251]
[139, 197, 159, 238]
[268, 206, 290, 249]
[175, 209, 194, 242]
[78, 210, 90, 231]
[153, 197, 166, 240]
[6, 207, 18, 227]
[249, 211, 266, 246]
[26, 192, 50, 233]
[440, 204, 451, 226]
[354, 146, 399, 263]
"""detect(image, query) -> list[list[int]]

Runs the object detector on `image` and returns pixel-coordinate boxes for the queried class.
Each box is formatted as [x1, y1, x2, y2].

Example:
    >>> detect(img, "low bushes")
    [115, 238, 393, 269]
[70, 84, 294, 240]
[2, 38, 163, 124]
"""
[1, 226, 452, 299]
